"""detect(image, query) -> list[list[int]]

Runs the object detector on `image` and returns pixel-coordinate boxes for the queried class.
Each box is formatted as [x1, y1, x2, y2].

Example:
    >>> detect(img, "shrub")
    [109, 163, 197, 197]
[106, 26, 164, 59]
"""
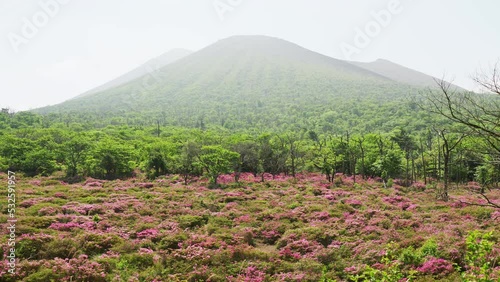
[16, 234, 54, 260]
[120, 253, 155, 269]
[24, 203, 61, 216]
[460, 230, 499, 282]
[417, 257, 454, 276]
[419, 238, 440, 258]
[78, 233, 123, 256]
[208, 216, 233, 228]
[349, 243, 416, 282]
[277, 227, 334, 249]
[24, 268, 60, 282]
[41, 238, 81, 259]
[399, 246, 422, 266]
[177, 215, 207, 229]
[227, 266, 267, 282]
[159, 233, 188, 250]
[19, 216, 54, 230]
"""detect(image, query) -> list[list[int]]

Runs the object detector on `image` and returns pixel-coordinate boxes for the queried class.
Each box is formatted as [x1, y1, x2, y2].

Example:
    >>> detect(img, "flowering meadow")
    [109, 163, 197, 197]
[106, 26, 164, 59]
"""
[1, 172, 499, 281]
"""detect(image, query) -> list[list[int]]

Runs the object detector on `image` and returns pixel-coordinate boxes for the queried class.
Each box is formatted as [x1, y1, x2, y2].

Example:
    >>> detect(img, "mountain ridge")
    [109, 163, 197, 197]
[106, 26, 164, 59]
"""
[73, 48, 192, 99]
[33, 35, 460, 132]
[348, 58, 464, 91]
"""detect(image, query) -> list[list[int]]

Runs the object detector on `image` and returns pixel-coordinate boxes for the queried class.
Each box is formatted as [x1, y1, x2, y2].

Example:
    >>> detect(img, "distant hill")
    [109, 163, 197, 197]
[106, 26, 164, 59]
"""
[34, 35, 442, 132]
[74, 48, 192, 99]
[349, 59, 464, 91]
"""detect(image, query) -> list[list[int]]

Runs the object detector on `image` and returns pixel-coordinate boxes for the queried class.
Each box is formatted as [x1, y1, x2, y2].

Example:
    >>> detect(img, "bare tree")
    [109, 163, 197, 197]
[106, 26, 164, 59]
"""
[424, 63, 500, 153]
[423, 62, 500, 208]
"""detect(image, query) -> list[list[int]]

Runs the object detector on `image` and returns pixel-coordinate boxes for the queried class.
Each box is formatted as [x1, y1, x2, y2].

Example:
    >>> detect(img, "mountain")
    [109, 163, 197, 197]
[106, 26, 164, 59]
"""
[349, 59, 464, 90]
[74, 48, 192, 98]
[34, 35, 437, 132]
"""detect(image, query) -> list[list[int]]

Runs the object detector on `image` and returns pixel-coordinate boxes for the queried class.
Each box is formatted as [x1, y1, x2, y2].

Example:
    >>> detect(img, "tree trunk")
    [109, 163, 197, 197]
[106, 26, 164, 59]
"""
[420, 140, 427, 185]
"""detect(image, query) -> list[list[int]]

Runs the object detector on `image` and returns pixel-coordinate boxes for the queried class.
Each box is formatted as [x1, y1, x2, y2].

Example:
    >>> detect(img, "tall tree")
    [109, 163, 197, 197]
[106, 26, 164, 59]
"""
[198, 145, 239, 186]
[64, 136, 90, 178]
[232, 141, 260, 182]
[176, 141, 202, 185]
[392, 129, 416, 186]
[434, 129, 466, 201]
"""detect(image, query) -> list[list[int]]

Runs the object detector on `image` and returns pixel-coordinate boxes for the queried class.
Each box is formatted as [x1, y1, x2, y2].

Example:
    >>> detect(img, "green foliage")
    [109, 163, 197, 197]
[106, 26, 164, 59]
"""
[350, 243, 417, 282]
[461, 231, 498, 282]
[231, 140, 261, 180]
[85, 137, 136, 179]
[33, 36, 431, 135]
[199, 145, 239, 185]
[373, 150, 402, 181]
[142, 141, 176, 178]
[78, 233, 123, 256]
[399, 246, 421, 266]
[475, 164, 494, 187]
[0, 155, 8, 171]
[177, 215, 208, 229]
[398, 238, 439, 267]
[63, 136, 90, 178]
[9, 143, 58, 176]
[459, 207, 492, 220]
[159, 233, 188, 250]
[121, 253, 155, 269]
[419, 238, 439, 258]
[24, 268, 60, 282]
[0, 105, 498, 190]
[16, 236, 53, 260]
[174, 141, 202, 184]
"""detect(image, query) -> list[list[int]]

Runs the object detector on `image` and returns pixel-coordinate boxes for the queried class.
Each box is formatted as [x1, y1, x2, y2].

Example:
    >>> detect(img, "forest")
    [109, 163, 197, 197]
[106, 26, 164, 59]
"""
[0, 70, 499, 281]
[1, 77, 499, 201]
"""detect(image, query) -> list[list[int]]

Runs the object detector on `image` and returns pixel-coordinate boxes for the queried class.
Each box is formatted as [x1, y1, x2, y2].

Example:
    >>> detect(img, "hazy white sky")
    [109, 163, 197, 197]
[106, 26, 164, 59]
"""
[0, 0, 499, 111]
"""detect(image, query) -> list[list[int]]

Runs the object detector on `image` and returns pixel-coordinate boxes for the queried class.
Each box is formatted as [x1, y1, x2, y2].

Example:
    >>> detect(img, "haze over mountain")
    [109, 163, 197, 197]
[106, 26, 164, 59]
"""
[75, 48, 192, 99]
[34, 35, 457, 131]
[349, 59, 463, 90]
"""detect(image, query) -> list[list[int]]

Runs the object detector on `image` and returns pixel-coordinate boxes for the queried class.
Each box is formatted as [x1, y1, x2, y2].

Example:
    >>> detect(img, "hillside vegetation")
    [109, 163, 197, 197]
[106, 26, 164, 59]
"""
[1, 35, 499, 281]
[34, 36, 450, 133]
[0, 173, 498, 281]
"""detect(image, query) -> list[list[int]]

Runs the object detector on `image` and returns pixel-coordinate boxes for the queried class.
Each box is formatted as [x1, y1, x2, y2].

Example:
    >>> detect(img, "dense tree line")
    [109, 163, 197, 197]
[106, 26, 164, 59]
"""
[1, 112, 498, 195]
[1, 66, 499, 199]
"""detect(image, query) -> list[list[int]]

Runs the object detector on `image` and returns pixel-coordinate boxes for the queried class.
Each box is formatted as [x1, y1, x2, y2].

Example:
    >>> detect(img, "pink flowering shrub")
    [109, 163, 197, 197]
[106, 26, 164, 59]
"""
[5, 173, 499, 281]
[136, 228, 159, 239]
[234, 214, 253, 224]
[29, 179, 42, 186]
[137, 182, 154, 188]
[19, 197, 54, 208]
[278, 238, 323, 261]
[84, 178, 105, 187]
[38, 206, 60, 216]
[417, 257, 454, 276]
[467, 181, 482, 192]
[275, 272, 306, 281]
[49, 221, 95, 231]
[53, 192, 67, 198]
[411, 181, 426, 190]
[227, 266, 266, 282]
[343, 198, 363, 208]
[312, 211, 330, 220]
[47, 255, 107, 281]
[62, 202, 100, 215]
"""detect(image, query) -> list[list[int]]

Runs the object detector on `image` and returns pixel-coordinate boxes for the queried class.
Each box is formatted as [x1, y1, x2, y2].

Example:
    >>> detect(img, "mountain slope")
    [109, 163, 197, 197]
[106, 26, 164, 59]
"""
[349, 59, 464, 90]
[75, 48, 192, 99]
[34, 35, 429, 132]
